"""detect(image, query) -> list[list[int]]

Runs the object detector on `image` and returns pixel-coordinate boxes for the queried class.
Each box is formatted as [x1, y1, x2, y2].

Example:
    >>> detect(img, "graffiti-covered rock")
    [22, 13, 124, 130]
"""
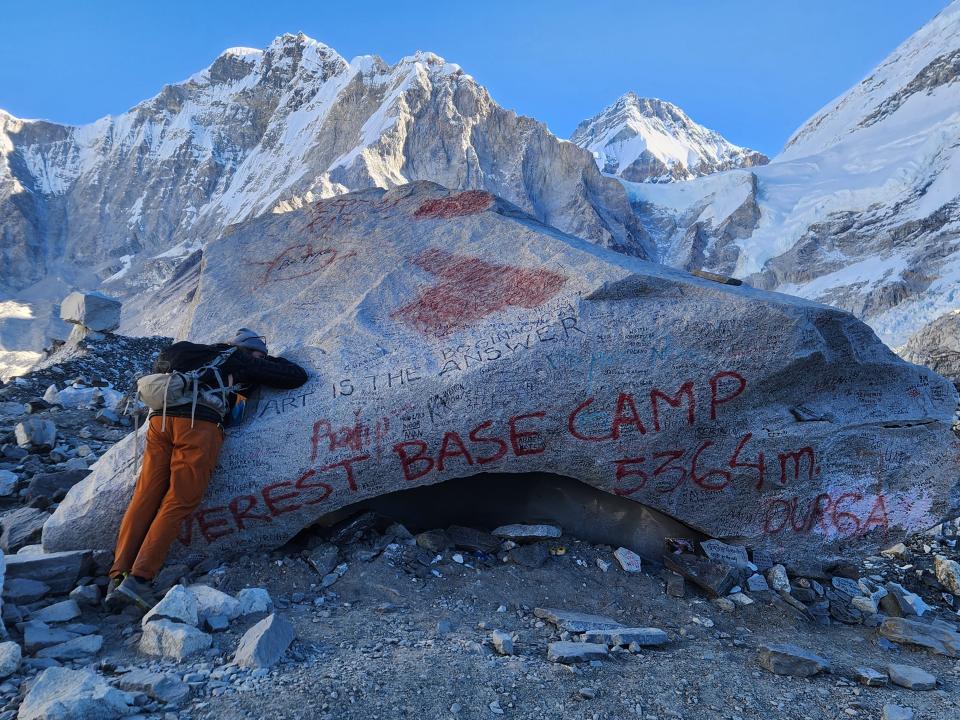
[42, 182, 960, 566]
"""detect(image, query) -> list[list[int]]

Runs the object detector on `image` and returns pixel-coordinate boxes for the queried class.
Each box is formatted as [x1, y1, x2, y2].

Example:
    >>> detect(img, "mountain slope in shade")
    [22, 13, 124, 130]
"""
[0, 34, 648, 376]
[629, 1, 960, 348]
[571, 93, 768, 183]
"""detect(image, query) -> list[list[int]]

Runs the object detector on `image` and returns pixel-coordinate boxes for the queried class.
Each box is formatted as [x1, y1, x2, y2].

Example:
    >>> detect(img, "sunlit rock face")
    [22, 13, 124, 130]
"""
[44, 183, 960, 566]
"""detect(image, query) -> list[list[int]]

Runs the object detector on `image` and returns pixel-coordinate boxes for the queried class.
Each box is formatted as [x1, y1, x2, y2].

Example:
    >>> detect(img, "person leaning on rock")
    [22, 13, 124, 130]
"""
[105, 329, 308, 611]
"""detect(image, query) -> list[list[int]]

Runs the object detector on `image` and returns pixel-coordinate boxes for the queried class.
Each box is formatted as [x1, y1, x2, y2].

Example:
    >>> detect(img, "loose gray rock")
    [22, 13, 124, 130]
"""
[757, 643, 829, 677]
[31, 599, 81, 624]
[491, 630, 514, 655]
[115, 668, 190, 706]
[59, 291, 122, 332]
[887, 664, 937, 690]
[23, 621, 80, 653]
[583, 627, 669, 647]
[14, 419, 56, 451]
[547, 641, 608, 663]
[880, 617, 960, 657]
[881, 543, 911, 562]
[4, 578, 50, 604]
[0, 641, 20, 679]
[0, 507, 49, 553]
[18, 666, 135, 720]
[187, 583, 241, 622]
[492, 524, 562, 542]
[236, 587, 273, 615]
[854, 666, 887, 686]
[766, 565, 791, 594]
[36, 634, 103, 660]
[882, 705, 914, 720]
[533, 608, 623, 633]
[142, 585, 198, 627]
[4, 550, 91, 594]
[613, 547, 643, 573]
[234, 613, 295, 668]
[0, 470, 16, 497]
[305, 544, 339, 576]
[934, 555, 960, 595]
[139, 619, 212, 660]
[69, 584, 100, 606]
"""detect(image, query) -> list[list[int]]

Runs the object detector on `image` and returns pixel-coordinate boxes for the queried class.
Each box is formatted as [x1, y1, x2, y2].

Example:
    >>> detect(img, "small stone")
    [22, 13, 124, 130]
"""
[18, 667, 135, 720]
[491, 630, 514, 655]
[492, 524, 562, 541]
[36, 634, 103, 660]
[143, 585, 199, 627]
[69, 584, 101, 606]
[546, 641, 607, 664]
[0, 642, 20, 679]
[766, 564, 791, 593]
[22, 620, 79, 653]
[0, 470, 16, 496]
[31, 599, 81, 624]
[882, 705, 914, 720]
[234, 613, 295, 668]
[613, 547, 642, 573]
[533, 608, 623, 633]
[437, 619, 455, 634]
[664, 553, 737, 597]
[0, 507, 49, 553]
[139, 620, 212, 661]
[934, 555, 960, 595]
[881, 543, 911, 562]
[576, 687, 596, 699]
[729, 592, 754, 606]
[305, 543, 339, 576]
[415, 529, 452, 552]
[582, 627, 669, 647]
[666, 572, 685, 598]
[62, 457, 88, 471]
[116, 669, 191, 706]
[446, 525, 499, 553]
[757, 643, 829, 677]
[700, 539, 752, 569]
[14, 419, 56, 450]
[887, 664, 936, 690]
[204, 615, 230, 632]
[746, 573, 770, 592]
[188, 584, 241, 621]
[595, 558, 610, 572]
[712, 597, 736, 612]
[237, 587, 273, 615]
[851, 596, 878, 615]
[854, 666, 887, 686]
[3, 577, 51, 604]
[508, 542, 550, 568]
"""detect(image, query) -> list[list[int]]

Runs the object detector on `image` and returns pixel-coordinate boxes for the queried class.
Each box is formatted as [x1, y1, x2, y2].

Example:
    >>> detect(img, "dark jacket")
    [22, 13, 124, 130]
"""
[149, 342, 308, 425]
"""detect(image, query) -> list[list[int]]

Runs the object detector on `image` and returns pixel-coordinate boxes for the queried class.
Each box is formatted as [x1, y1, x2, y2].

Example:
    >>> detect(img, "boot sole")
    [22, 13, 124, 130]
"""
[115, 584, 155, 611]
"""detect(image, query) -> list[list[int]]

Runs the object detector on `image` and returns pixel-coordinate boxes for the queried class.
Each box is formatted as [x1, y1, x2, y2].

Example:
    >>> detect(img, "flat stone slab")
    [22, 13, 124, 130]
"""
[757, 643, 829, 677]
[582, 627, 669, 647]
[880, 617, 960, 657]
[4, 578, 51, 604]
[547, 641, 608, 664]
[35, 634, 103, 660]
[887, 664, 936, 690]
[534, 608, 623, 633]
[854, 667, 887, 686]
[18, 667, 135, 720]
[41, 183, 960, 565]
[139, 619, 212, 661]
[116, 668, 190, 705]
[5, 550, 92, 595]
[492, 524, 562, 542]
[31, 599, 81, 624]
[664, 553, 738, 598]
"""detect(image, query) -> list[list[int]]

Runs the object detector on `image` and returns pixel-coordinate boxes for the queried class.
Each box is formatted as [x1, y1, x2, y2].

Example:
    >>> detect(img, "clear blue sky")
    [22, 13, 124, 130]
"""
[0, 1, 948, 155]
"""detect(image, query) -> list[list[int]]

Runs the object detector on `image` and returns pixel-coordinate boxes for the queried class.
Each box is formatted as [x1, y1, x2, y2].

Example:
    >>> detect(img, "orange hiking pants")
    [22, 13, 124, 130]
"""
[110, 416, 223, 580]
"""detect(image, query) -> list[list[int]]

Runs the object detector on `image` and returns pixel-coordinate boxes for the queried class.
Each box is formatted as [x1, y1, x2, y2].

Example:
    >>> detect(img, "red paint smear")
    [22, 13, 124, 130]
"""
[413, 191, 494, 220]
[392, 249, 566, 337]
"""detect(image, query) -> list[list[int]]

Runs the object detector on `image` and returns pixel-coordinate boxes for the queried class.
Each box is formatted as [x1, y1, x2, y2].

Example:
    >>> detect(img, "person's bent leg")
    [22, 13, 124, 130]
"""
[130, 417, 223, 580]
[109, 417, 174, 579]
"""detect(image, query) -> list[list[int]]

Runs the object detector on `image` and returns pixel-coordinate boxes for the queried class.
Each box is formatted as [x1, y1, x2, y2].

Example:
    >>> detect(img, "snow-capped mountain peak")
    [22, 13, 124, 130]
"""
[571, 92, 768, 183]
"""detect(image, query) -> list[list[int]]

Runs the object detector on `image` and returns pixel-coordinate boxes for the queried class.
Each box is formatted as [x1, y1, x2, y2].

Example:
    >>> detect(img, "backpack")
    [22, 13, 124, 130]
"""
[136, 343, 240, 428]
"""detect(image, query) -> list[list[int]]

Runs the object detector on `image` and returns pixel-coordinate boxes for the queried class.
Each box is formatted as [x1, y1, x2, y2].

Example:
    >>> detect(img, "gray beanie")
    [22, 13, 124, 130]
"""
[229, 328, 268, 354]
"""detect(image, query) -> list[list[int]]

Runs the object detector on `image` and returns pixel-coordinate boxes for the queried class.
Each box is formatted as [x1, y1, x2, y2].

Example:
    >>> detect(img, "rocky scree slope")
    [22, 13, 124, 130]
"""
[571, 93, 768, 183]
[627, 1, 960, 350]
[0, 33, 647, 373]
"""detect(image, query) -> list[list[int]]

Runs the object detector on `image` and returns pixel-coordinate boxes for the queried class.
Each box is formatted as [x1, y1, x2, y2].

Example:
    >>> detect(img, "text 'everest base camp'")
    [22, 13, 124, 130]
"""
[43, 182, 960, 567]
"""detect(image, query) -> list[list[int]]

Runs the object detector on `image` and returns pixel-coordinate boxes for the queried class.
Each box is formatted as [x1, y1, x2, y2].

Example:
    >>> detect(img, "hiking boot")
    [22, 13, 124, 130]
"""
[103, 574, 128, 612]
[114, 575, 158, 611]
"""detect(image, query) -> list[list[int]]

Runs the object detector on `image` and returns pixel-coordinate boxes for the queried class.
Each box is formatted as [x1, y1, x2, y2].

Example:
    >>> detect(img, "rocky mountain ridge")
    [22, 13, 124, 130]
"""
[571, 93, 768, 183]
[0, 33, 648, 377]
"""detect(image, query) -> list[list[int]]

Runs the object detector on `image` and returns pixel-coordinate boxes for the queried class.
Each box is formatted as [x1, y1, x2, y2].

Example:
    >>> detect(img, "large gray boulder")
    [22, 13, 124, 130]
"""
[42, 183, 960, 566]
[18, 667, 135, 720]
[59, 291, 122, 332]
